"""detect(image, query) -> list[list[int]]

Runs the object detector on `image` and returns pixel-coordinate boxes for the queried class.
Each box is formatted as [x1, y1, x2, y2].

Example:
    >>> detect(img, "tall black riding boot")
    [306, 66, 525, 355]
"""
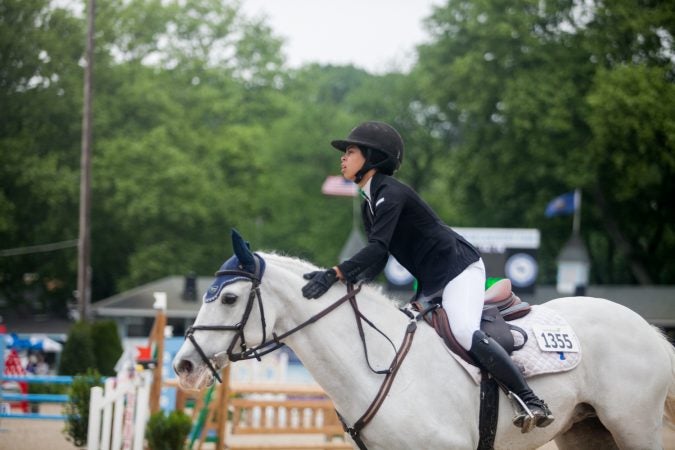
[468, 330, 554, 432]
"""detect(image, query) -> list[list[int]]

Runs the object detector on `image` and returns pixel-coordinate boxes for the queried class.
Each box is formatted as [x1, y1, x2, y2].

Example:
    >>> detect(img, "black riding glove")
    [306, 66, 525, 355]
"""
[301, 269, 338, 299]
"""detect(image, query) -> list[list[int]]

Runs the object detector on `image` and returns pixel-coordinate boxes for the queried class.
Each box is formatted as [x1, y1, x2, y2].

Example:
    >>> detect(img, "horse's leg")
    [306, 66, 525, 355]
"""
[554, 417, 619, 450]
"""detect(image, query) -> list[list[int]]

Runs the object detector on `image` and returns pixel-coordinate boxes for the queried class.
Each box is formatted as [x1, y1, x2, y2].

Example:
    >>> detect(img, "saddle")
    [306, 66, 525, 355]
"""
[412, 278, 531, 366]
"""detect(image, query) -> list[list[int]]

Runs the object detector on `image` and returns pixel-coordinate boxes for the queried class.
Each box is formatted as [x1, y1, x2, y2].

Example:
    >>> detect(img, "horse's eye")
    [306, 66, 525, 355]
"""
[222, 293, 238, 305]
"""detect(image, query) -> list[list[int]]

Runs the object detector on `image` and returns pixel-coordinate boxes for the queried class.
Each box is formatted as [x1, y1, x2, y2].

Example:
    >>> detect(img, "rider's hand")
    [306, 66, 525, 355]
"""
[302, 269, 338, 299]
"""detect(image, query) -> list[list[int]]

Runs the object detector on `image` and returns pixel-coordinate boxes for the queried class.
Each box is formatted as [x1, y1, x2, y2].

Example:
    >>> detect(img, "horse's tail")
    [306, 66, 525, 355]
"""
[659, 328, 675, 429]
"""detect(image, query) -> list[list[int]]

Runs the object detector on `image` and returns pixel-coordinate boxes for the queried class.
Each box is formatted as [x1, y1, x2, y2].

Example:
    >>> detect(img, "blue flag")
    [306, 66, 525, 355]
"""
[545, 191, 577, 217]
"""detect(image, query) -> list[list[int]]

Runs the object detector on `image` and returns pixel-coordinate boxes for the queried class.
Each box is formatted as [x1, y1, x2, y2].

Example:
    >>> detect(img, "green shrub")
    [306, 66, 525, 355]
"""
[62, 369, 103, 447]
[145, 410, 193, 450]
[59, 320, 123, 376]
[59, 321, 96, 376]
[91, 320, 123, 376]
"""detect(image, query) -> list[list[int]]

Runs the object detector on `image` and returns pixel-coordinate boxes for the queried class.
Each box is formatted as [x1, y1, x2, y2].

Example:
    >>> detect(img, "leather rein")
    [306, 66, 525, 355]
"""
[184, 264, 418, 449]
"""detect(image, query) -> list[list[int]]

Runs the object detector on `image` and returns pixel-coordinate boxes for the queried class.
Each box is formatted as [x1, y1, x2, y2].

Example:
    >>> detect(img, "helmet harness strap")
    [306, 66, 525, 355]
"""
[354, 147, 388, 184]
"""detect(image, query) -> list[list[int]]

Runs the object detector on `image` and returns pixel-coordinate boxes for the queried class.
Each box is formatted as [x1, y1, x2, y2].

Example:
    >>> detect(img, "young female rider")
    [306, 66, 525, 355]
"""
[301, 121, 554, 431]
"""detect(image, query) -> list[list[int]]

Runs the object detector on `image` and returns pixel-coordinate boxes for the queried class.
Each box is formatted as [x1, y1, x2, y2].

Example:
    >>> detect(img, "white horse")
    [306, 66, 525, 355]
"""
[173, 231, 675, 450]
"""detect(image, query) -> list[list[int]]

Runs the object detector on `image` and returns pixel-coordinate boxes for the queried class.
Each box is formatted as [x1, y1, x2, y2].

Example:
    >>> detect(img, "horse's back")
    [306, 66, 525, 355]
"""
[540, 295, 670, 372]
[540, 295, 667, 350]
[542, 295, 651, 324]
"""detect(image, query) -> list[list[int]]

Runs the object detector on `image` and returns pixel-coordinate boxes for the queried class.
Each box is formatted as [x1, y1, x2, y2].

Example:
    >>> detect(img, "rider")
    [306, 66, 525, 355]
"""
[301, 121, 554, 431]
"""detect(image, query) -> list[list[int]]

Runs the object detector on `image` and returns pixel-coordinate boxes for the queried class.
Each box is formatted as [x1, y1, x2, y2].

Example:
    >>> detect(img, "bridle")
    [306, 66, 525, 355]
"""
[184, 263, 265, 383]
[184, 256, 367, 382]
[184, 256, 418, 450]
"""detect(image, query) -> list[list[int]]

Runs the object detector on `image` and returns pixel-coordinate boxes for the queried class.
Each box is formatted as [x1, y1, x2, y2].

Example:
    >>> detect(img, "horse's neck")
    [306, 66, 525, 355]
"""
[264, 258, 410, 417]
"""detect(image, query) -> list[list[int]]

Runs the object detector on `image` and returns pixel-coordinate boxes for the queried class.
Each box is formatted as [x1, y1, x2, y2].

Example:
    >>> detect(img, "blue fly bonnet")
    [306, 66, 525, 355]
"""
[203, 229, 266, 303]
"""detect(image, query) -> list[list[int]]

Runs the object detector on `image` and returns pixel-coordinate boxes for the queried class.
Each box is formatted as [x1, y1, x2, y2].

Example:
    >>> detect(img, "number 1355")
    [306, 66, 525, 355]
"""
[540, 332, 573, 350]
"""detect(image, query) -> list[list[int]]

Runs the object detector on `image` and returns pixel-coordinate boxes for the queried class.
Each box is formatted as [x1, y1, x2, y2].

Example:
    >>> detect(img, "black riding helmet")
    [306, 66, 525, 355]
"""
[331, 121, 404, 182]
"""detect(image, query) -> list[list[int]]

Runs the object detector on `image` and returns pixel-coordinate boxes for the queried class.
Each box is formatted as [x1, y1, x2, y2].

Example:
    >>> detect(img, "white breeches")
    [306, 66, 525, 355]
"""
[441, 258, 486, 351]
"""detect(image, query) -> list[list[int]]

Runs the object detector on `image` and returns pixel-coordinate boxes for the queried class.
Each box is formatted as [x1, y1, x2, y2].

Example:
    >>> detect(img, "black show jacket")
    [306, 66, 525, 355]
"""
[337, 172, 480, 296]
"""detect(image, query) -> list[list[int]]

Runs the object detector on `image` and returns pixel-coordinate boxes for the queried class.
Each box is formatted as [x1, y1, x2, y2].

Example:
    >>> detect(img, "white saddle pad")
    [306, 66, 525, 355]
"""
[450, 305, 582, 384]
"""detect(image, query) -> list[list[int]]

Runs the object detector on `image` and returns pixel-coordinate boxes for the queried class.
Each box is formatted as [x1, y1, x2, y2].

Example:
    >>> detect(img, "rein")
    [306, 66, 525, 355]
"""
[185, 265, 418, 450]
[339, 318, 417, 450]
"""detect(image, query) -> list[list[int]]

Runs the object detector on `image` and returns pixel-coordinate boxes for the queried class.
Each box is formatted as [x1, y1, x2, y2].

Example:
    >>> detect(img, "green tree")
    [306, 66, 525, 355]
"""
[84, 0, 288, 293]
[59, 322, 96, 376]
[1, 0, 291, 305]
[0, 0, 83, 313]
[416, 0, 675, 283]
[91, 320, 123, 376]
[583, 65, 675, 283]
[253, 66, 361, 265]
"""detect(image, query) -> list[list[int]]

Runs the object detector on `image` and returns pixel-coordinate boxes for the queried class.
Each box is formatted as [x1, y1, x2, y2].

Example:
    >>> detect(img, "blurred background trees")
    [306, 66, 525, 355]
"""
[1, 0, 673, 316]
[416, 0, 675, 283]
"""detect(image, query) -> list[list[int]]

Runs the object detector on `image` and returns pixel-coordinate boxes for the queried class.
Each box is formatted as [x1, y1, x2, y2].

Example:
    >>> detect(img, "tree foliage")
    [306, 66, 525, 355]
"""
[59, 321, 96, 376]
[0, 0, 83, 313]
[1, 0, 673, 320]
[416, 0, 675, 283]
[145, 410, 192, 450]
[91, 320, 124, 376]
[59, 320, 123, 376]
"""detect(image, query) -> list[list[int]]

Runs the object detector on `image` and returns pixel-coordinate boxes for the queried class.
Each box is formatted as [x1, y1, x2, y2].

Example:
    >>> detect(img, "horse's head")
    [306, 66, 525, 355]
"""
[173, 229, 272, 390]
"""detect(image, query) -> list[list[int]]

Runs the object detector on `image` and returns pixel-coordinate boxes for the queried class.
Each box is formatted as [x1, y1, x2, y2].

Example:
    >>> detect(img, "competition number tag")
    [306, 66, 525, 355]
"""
[532, 325, 580, 353]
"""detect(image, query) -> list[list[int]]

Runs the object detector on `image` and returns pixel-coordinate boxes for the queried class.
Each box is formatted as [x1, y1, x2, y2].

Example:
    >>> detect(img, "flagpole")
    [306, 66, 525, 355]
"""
[572, 188, 581, 236]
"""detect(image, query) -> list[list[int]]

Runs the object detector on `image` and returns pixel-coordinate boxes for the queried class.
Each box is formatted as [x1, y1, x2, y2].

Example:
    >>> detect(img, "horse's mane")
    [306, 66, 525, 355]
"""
[259, 251, 404, 308]
[260, 251, 320, 273]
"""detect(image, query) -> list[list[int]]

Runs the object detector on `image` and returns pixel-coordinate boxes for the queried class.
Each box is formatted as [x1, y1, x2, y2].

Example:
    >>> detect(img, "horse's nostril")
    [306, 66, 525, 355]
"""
[177, 359, 193, 375]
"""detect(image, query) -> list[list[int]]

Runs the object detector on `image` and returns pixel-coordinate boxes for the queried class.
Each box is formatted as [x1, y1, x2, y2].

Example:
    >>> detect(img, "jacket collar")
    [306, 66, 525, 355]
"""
[367, 172, 387, 199]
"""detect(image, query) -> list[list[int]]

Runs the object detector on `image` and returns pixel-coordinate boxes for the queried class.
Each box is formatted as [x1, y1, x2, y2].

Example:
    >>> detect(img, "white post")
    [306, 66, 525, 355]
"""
[152, 292, 167, 311]
[87, 386, 104, 450]
[132, 371, 152, 450]
[100, 377, 116, 450]
[278, 351, 288, 383]
[88, 371, 153, 450]
[121, 375, 136, 450]
[113, 357, 134, 450]
[111, 383, 125, 450]
[110, 374, 129, 450]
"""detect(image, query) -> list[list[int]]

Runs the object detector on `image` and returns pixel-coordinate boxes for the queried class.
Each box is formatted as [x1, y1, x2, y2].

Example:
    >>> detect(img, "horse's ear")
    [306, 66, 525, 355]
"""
[231, 228, 255, 268]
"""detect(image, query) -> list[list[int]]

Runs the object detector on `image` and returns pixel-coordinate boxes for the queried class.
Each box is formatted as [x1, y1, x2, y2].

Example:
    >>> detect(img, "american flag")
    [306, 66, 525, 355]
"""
[321, 176, 358, 197]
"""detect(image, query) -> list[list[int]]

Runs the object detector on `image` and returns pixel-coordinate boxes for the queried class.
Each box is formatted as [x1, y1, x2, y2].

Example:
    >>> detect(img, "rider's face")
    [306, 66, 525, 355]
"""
[341, 145, 366, 182]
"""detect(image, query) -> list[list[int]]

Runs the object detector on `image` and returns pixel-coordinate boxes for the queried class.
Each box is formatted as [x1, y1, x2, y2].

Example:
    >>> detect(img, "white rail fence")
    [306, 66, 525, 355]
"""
[87, 370, 152, 450]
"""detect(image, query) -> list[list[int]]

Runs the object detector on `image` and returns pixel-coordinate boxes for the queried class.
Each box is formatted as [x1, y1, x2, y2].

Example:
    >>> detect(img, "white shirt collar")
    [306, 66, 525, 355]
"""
[361, 178, 373, 201]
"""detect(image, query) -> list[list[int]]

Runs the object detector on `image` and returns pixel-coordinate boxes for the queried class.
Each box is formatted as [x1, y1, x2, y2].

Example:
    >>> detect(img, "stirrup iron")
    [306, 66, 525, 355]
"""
[507, 391, 537, 434]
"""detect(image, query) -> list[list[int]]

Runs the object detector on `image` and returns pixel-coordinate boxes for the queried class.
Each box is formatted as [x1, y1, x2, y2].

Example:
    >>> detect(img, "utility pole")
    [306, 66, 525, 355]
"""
[77, 0, 95, 322]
